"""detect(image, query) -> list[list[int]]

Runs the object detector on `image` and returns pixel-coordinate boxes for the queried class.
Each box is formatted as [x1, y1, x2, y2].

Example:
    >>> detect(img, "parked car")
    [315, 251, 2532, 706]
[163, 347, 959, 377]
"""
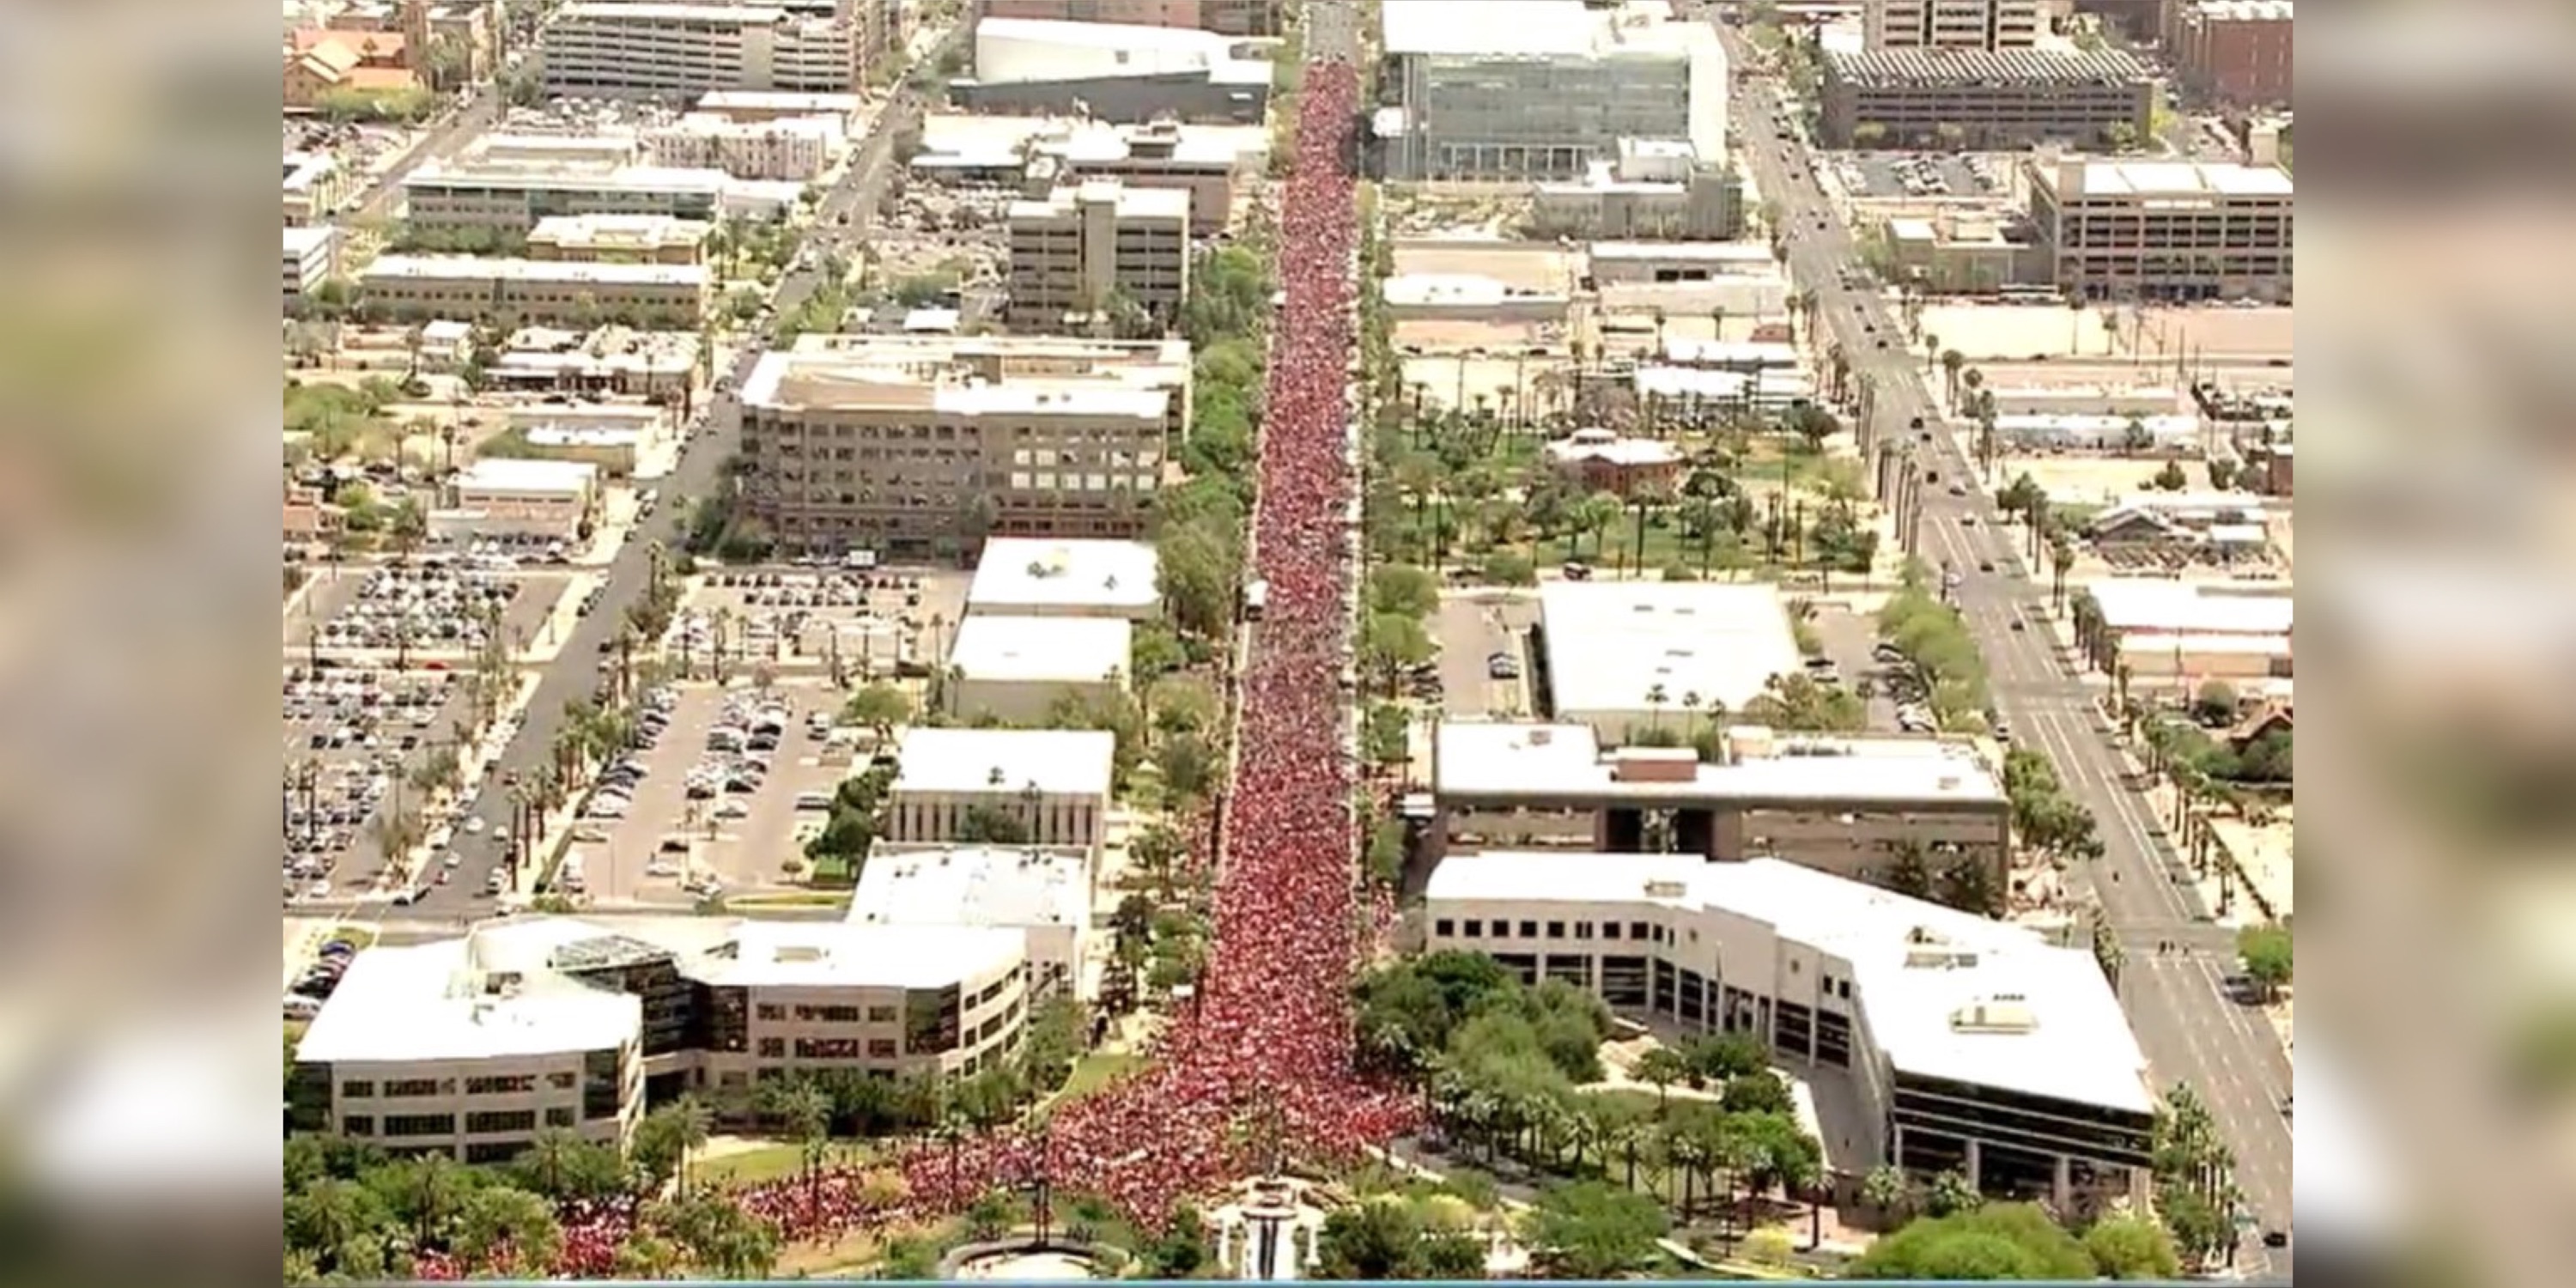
[1486, 652, 1522, 681]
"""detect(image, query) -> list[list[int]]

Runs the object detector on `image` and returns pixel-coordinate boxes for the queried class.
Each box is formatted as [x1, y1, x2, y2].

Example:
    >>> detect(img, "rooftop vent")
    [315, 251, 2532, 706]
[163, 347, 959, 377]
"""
[1950, 998, 2038, 1034]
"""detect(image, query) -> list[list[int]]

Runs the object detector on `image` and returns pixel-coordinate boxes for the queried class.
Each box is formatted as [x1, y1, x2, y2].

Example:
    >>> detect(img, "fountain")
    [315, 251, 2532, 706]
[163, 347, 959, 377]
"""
[1208, 1176, 1332, 1281]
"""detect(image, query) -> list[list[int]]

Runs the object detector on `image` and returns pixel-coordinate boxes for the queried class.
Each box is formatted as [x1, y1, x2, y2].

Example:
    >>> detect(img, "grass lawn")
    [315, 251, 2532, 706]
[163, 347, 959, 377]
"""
[698, 1140, 812, 1188]
[1056, 1053, 1145, 1100]
[726, 891, 854, 912]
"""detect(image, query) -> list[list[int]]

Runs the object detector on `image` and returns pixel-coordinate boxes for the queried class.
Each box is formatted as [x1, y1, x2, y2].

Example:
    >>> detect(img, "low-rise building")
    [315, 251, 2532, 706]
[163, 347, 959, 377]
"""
[502, 404, 670, 476]
[1880, 211, 2047, 295]
[449, 458, 602, 540]
[1820, 46, 2155, 151]
[1433, 721, 2012, 889]
[644, 112, 845, 181]
[1527, 140, 1746, 243]
[2025, 156, 2293, 304]
[1863, 0, 2044, 50]
[400, 158, 732, 236]
[884, 727, 1117, 854]
[957, 17, 1274, 125]
[1382, 275, 1571, 325]
[848, 847, 1095, 997]
[945, 614, 1133, 726]
[285, 29, 422, 111]
[492, 325, 702, 401]
[1005, 179, 1194, 334]
[284, 226, 341, 301]
[1536, 581, 1807, 741]
[285, 151, 353, 226]
[528, 214, 715, 265]
[356, 256, 710, 328]
[694, 89, 865, 125]
[2078, 578, 2293, 691]
[1989, 411, 2201, 453]
[966, 537, 1163, 619]
[1422, 853, 2153, 1209]
[1542, 428, 1684, 499]
[738, 335, 1188, 556]
[687, 920, 1030, 1086]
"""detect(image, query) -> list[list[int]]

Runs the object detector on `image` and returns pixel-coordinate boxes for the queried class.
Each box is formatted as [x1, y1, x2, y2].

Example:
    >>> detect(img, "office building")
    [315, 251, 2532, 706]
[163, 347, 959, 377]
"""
[284, 226, 340, 301]
[693, 88, 864, 125]
[1423, 853, 2154, 1209]
[2024, 157, 2293, 303]
[355, 256, 710, 327]
[400, 158, 732, 235]
[945, 614, 1133, 725]
[980, 0, 1277, 34]
[687, 920, 1030, 1087]
[883, 727, 1117, 853]
[1431, 721, 2011, 889]
[1379, 0, 1726, 181]
[849, 847, 1096, 996]
[1880, 210, 2048, 295]
[1863, 0, 2043, 50]
[959, 18, 1274, 125]
[966, 537, 1163, 619]
[528, 214, 714, 264]
[448, 458, 603, 540]
[1534, 580, 1806, 738]
[1005, 179, 1194, 332]
[2168, 0, 2293, 109]
[1024, 119, 1250, 236]
[737, 334, 1188, 554]
[1526, 139, 1746, 243]
[284, 151, 352, 226]
[644, 112, 845, 180]
[1819, 46, 2154, 150]
[540, 3, 865, 100]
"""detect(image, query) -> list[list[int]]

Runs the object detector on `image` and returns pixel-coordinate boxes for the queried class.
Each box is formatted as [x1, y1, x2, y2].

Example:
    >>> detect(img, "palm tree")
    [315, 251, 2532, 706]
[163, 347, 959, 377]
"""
[1644, 682, 1670, 732]
[517, 1125, 586, 1200]
[1636, 1048, 1689, 1112]
[1576, 491, 1623, 563]
[769, 1079, 833, 1210]
[1939, 349, 1966, 407]
[665, 1095, 714, 1195]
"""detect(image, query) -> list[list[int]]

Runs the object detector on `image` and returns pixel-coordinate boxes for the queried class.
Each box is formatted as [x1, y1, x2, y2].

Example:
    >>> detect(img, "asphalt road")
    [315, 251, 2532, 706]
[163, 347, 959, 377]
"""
[400, 27, 964, 923]
[1722, 32, 2294, 1275]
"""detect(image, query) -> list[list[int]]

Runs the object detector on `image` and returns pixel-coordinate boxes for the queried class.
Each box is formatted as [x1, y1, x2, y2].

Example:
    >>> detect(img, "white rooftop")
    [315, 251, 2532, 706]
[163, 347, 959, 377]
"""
[458, 457, 600, 494]
[848, 847, 1092, 933]
[1426, 853, 2153, 1114]
[560, 2, 785, 21]
[968, 538, 1161, 614]
[1539, 581, 1803, 717]
[1436, 721, 2005, 805]
[1010, 179, 1193, 222]
[1591, 240, 1777, 263]
[295, 938, 640, 1064]
[1661, 337, 1802, 367]
[892, 726, 1116, 797]
[1545, 428, 1683, 469]
[948, 614, 1131, 683]
[1383, 0, 1704, 58]
[358, 255, 708, 288]
[283, 225, 335, 257]
[2087, 580, 2293, 636]
[697, 89, 864, 113]
[2048, 159, 2294, 198]
[684, 920, 1024, 991]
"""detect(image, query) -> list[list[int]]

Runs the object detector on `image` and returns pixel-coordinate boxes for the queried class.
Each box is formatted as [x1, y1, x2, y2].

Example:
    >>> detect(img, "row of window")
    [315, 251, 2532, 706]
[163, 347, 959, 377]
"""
[1436, 916, 1667, 944]
[341, 1106, 580, 1139]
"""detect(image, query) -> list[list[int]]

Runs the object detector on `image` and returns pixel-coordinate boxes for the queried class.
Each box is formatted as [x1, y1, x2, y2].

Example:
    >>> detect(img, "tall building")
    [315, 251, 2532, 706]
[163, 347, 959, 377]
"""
[1423, 854, 2155, 1211]
[1021, 119, 1251, 237]
[1863, 0, 2044, 50]
[540, 3, 865, 99]
[1378, 0, 1726, 182]
[736, 334, 1192, 555]
[978, 0, 1278, 36]
[2023, 156, 2293, 303]
[2168, 0, 2293, 108]
[1005, 179, 1193, 333]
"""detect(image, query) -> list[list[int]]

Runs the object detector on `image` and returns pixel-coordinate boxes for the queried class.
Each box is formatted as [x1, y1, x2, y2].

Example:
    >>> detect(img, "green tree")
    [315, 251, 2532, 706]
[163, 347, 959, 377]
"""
[1924, 1169, 1982, 1218]
[1850, 1204, 2093, 1279]
[1722, 1071, 1795, 1115]
[631, 1095, 714, 1194]
[2238, 924, 2293, 999]
[1130, 621, 1189, 685]
[1522, 1181, 1669, 1278]
[2084, 1213, 2183, 1279]
[841, 683, 913, 738]
[452, 1183, 562, 1271]
[1316, 1199, 1434, 1279]
[1367, 563, 1442, 619]
[2191, 679, 2239, 725]
[509, 1127, 628, 1201]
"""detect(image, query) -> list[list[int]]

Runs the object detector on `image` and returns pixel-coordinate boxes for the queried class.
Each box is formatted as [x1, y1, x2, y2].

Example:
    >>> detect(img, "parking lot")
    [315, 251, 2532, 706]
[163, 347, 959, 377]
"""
[1431, 590, 1540, 719]
[1805, 604, 1907, 732]
[571, 680, 851, 905]
[673, 566, 969, 679]
[280, 665, 478, 903]
[1832, 151, 2004, 200]
[289, 562, 575, 661]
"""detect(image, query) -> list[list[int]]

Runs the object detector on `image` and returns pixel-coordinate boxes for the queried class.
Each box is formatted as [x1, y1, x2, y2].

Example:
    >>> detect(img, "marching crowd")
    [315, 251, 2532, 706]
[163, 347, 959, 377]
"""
[428, 46, 1394, 1281]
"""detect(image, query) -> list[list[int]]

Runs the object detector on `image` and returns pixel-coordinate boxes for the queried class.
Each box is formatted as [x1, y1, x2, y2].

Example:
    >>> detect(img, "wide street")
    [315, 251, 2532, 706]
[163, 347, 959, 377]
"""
[1719, 29, 2293, 1275]
[396, 22, 968, 925]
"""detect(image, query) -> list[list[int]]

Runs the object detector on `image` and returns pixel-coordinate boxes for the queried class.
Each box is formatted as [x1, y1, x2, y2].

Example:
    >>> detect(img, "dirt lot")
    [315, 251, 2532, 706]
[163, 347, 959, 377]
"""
[1388, 240, 1578, 294]
[1918, 303, 2121, 361]
[1992, 454, 2216, 506]
[1396, 354, 1568, 416]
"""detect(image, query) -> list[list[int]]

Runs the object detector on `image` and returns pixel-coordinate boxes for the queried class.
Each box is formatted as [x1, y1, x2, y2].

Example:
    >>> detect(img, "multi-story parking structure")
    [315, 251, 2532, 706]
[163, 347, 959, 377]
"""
[539, 3, 864, 100]
[736, 334, 1190, 555]
[1424, 853, 2156, 1212]
[1819, 46, 2154, 150]
[2023, 157, 2293, 303]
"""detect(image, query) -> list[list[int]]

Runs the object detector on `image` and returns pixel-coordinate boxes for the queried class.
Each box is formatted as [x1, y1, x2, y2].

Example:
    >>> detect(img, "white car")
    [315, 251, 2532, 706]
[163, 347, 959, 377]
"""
[443, 851, 462, 869]
[464, 816, 486, 835]
[714, 799, 751, 820]
[306, 879, 331, 899]
[587, 798, 629, 819]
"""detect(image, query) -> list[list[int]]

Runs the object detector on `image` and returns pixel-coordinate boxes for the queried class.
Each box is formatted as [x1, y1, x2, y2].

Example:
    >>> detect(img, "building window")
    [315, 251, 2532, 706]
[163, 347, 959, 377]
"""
[1602, 922, 1621, 939]
[549, 1072, 577, 1091]
[382, 1114, 457, 1138]
[1575, 921, 1594, 940]
[1519, 920, 1538, 939]
[383, 1078, 442, 1097]
[466, 1109, 539, 1135]
[1462, 919, 1484, 938]
[758, 1037, 787, 1059]
[756, 1003, 786, 1021]
[1435, 919, 1455, 937]
[342, 1115, 375, 1136]
[1546, 921, 1565, 940]
[1631, 920, 1650, 940]
[866, 1005, 898, 1024]
[544, 1107, 576, 1127]
[340, 1080, 375, 1099]
[465, 1074, 537, 1096]
[867, 1038, 898, 1060]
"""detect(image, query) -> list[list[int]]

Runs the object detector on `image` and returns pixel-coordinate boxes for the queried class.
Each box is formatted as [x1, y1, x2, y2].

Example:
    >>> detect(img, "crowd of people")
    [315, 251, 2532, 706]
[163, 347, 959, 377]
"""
[427, 43, 1401, 1281]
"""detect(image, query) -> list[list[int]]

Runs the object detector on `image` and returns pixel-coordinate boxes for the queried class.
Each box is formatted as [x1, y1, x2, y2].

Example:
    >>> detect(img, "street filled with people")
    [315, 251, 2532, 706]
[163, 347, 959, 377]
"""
[422, 48, 1393, 1282]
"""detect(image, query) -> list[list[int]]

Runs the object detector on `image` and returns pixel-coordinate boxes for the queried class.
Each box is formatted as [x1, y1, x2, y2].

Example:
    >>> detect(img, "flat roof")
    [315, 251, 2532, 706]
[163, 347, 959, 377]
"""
[740, 346, 1180, 416]
[295, 939, 640, 1064]
[2086, 579, 2293, 636]
[1661, 337, 1801, 366]
[1009, 179, 1193, 222]
[1383, 0, 1598, 56]
[458, 457, 600, 493]
[283, 225, 336, 257]
[1540, 581, 1803, 717]
[948, 614, 1132, 683]
[891, 726, 1116, 797]
[1437, 721, 2006, 805]
[683, 920, 1024, 991]
[1826, 46, 2150, 87]
[1590, 240, 1777, 263]
[968, 538, 1161, 613]
[696, 89, 864, 111]
[358, 255, 708, 287]
[848, 847, 1092, 933]
[404, 160, 730, 195]
[559, 2, 785, 21]
[2039, 159, 2293, 199]
[1425, 854, 2153, 1114]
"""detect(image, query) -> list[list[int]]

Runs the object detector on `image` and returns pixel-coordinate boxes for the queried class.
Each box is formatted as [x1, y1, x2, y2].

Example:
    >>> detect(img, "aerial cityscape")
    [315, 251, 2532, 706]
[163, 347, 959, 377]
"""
[281, 0, 2293, 1279]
